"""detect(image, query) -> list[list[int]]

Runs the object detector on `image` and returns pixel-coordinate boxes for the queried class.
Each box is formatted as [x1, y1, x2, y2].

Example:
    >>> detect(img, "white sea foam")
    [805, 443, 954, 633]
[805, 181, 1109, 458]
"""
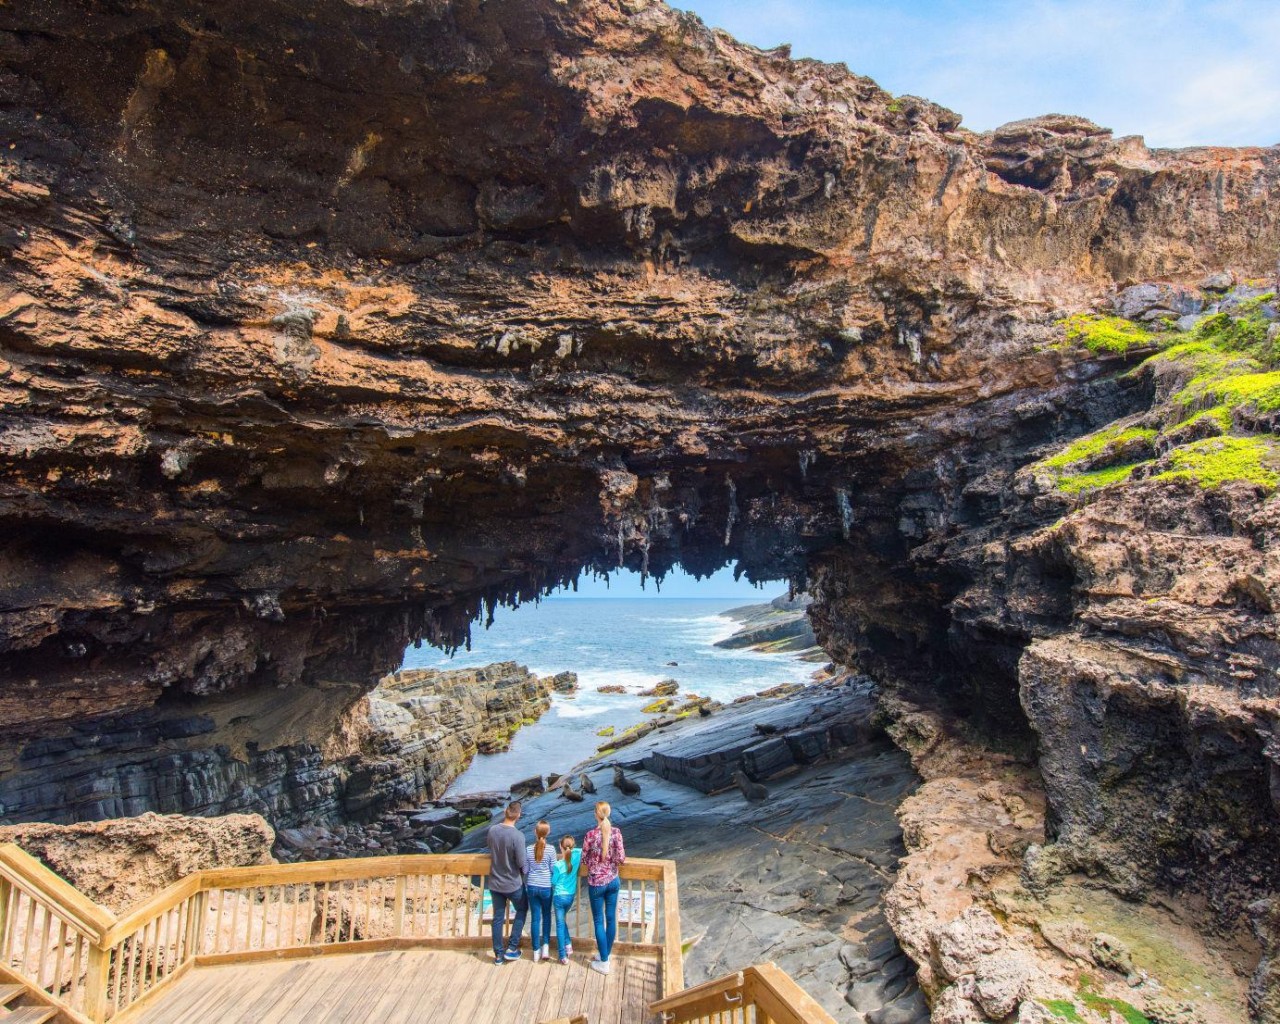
[574, 667, 670, 691]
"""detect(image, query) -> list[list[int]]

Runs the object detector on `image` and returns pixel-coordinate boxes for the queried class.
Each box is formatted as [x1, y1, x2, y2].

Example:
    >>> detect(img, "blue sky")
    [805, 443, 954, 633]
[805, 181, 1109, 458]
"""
[671, 0, 1280, 148]
[548, 565, 777, 599]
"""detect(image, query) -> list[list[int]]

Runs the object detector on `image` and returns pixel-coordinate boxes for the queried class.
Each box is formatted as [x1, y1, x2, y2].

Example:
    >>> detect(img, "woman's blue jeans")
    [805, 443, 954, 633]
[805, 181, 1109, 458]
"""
[588, 877, 621, 961]
[527, 885, 553, 952]
[552, 892, 575, 960]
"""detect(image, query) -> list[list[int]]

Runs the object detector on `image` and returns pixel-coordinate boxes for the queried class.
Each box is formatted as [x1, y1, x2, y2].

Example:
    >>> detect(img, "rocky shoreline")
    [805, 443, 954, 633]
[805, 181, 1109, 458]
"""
[715, 593, 825, 660]
[276, 661, 578, 859]
[0, 659, 571, 864]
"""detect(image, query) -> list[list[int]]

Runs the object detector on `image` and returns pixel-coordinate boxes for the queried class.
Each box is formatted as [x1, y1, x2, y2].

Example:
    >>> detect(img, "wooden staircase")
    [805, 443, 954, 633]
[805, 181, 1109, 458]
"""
[0, 982, 57, 1024]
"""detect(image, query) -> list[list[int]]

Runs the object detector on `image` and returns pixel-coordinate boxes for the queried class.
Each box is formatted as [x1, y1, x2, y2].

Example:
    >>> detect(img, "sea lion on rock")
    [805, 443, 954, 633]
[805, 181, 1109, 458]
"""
[612, 766, 641, 795]
[579, 772, 597, 794]
[753, 722, 779, 736]
[561, 780, 584, 802]
[733, 770, 768, 803]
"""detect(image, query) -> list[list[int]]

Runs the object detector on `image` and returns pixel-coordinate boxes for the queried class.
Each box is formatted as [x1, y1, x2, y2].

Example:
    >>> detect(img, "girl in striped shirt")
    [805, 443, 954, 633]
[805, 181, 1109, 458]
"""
[525, 820, 555, 962]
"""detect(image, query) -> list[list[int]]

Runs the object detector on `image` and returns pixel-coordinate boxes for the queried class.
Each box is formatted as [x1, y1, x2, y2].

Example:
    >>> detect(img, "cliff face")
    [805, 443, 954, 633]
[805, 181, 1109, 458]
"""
[2, 0, 1276, 718]
[0, 658, 568, 828]
[336, 661, 577, 817]
[2, 0, 1280, 1018]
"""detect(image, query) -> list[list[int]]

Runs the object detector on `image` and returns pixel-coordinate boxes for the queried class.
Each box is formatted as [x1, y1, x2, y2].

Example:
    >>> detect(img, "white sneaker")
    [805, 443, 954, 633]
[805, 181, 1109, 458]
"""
[590, 959, 611, 975]
[540, 944, 549, 960]
[566, 944, 573, 957]
[532, 950, 541, 963]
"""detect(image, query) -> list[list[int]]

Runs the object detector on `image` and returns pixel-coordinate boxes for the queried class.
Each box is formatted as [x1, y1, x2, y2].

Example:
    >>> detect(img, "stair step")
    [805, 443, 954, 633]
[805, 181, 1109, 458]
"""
[0, 987, 23, 1007]
[1, 1009, 57, 1024]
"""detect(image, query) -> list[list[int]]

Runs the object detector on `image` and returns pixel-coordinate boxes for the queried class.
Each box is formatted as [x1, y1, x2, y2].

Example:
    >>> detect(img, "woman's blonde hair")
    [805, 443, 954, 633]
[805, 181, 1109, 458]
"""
[533, 820, 551, 863]
[595, 800, 612, 853]
[560, 834, 576, 864]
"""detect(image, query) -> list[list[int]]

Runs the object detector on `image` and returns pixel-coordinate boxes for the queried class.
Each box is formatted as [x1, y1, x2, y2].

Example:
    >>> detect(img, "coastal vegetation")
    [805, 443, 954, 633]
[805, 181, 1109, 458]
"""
[1058, 313, 1158, 355]
[1042, 297, 1280, 494]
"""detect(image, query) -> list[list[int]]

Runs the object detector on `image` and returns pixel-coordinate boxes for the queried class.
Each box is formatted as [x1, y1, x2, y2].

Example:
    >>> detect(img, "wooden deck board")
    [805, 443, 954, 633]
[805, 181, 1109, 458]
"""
[128, 949, 661, 1024]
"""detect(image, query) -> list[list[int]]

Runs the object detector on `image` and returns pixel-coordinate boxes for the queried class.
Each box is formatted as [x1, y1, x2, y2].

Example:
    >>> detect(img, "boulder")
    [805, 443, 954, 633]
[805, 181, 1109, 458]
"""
[1114, 283, 1203, 321]
[0, 812, 275, 913]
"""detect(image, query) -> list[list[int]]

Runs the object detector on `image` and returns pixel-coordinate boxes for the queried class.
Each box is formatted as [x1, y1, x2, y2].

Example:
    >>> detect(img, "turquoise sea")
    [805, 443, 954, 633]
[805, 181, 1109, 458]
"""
[399, 597, 816, 794]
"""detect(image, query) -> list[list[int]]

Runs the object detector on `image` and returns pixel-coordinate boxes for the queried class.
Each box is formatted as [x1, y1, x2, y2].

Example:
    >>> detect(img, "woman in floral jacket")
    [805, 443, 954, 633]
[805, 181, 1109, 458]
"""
[582, 800, 625, 975]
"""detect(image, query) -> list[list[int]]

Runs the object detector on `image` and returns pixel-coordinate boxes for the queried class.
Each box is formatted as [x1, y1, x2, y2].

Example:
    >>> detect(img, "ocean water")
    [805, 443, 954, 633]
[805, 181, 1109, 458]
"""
[398, 597, 817, 794]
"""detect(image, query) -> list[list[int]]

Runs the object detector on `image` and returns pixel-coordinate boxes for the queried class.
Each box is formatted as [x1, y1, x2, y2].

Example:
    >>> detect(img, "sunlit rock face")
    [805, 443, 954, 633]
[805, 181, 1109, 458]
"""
[1, 0, 1279, 961]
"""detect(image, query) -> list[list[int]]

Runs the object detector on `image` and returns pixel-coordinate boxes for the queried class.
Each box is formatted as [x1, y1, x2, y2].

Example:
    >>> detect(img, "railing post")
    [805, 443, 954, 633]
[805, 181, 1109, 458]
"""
[392, 875, 407, 938]
[661, 862, 684, 994]
[84, 942, 112, 1023]
[186, 890, 207, 958]
[0, 877, 11, 949]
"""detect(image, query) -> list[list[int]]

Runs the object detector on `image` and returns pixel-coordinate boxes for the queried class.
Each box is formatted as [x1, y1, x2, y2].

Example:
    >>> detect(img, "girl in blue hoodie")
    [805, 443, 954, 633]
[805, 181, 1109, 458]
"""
[550, 834, 582, 964]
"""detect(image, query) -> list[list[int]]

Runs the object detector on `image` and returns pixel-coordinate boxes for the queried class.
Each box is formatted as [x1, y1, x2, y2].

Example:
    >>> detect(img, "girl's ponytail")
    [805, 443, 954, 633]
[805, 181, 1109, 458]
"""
[533, 819, 551, 863]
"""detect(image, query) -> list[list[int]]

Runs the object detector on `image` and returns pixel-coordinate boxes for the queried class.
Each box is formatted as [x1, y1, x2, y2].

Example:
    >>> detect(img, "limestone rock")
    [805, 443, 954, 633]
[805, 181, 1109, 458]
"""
[934, 908, 1006, 981]
[0, 812, 275, 913]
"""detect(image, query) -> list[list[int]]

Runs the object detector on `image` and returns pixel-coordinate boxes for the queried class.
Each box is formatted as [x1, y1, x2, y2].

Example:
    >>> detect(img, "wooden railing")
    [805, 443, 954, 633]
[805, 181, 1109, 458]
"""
[650, 963, 838, 1024]
[0, 844, 682, 1023]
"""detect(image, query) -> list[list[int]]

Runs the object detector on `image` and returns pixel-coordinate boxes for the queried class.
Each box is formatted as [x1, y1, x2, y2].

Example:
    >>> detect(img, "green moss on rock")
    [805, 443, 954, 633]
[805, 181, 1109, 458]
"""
[1038, 999, 1084, 1023]
[1059, 313, 1158, 355]
[1058, 463, 1144, 494]
[1042, 425, 1156, 472]
[1154, 436, 1280, 491]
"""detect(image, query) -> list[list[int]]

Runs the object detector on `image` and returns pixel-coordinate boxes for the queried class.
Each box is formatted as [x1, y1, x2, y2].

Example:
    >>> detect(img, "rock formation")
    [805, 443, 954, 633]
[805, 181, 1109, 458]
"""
[2, 0, 1280, 1019]
[340, 661, 577, 817]
[0, 812, 275, 912]
[716, 592, 821, 657]
[0, 659, 572, 828]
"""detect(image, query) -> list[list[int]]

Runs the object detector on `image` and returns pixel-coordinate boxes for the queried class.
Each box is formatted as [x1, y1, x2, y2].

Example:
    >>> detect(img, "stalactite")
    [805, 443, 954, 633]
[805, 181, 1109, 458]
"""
[835, 487, 853, 540]
[723, 474, 738, 546]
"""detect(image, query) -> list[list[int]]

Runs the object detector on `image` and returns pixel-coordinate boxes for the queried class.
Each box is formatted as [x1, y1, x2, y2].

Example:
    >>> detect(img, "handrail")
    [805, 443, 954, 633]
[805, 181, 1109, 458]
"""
[650, 963, 838, 1024]
[1, 844, 684, 1023]
[1, 843, 115, 1022]
[0, 845, 116, 939]
[99, 876, 200, 949]
[650, 970, 744, 1010]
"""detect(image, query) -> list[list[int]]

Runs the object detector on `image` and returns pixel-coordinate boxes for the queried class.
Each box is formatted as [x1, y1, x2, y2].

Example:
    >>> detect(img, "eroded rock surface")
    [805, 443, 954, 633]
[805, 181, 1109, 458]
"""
[1, 0, 1275, 763]
[715, 592, 821, 657]
[338, 661, 577, 817]
[0, 812, 275, 913]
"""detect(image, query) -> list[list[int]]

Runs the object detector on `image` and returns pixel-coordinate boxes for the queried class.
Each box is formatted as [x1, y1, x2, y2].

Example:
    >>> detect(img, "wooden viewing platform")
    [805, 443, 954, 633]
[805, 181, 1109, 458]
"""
[0, 843, 835, 1024]
[126, 948, 659, 1024]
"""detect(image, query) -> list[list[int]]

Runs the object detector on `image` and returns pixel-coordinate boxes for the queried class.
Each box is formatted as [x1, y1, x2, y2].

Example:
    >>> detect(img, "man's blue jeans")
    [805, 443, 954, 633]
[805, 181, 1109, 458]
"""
[527, 885, 553, 952]
[588, 877, 620, 961]
[490, 886, 528, 957]
[552, 891, 575, 960]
